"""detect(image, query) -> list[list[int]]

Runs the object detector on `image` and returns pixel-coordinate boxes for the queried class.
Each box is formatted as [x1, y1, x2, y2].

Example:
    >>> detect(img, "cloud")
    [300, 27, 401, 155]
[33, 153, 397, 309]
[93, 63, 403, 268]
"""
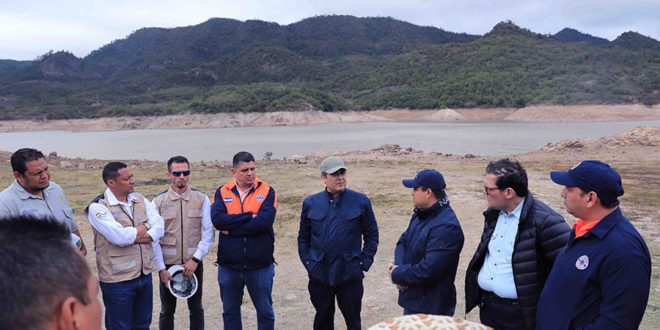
[1, 0, 658, 60]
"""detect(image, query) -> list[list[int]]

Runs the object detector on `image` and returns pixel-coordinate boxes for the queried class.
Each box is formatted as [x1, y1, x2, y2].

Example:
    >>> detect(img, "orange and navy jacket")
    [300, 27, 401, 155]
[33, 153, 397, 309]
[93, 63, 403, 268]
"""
[211, 177, 277, 270]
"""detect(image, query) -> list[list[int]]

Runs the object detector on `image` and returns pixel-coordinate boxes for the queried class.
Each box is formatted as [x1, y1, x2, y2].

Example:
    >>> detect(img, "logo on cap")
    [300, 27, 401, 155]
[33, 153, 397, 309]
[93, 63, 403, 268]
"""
[224, 197, 233, 203]
[575, 255, 589, 270]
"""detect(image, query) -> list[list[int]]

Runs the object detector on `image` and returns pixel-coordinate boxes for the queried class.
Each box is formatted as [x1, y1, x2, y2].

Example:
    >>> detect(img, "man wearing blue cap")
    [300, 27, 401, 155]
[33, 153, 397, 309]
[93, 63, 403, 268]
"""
[298, 156, 379, 330]
[390, 169, 464, 316]
[537, 160, 651, 329]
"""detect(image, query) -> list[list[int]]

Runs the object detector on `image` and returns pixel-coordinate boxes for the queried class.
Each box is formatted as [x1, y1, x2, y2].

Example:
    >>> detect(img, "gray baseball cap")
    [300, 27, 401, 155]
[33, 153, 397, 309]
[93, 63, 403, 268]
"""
[320, 156, 347, 174]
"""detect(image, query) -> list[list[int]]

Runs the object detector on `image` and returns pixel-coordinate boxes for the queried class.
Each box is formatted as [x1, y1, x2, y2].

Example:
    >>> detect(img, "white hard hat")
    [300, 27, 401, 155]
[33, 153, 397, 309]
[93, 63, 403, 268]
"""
[167, 265, 198, 299]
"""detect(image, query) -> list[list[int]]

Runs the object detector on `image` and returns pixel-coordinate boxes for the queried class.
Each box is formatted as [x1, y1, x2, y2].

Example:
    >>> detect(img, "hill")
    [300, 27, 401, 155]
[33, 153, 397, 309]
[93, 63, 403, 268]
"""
[0, 17, 658, 119]
[552, 28, 609, 44]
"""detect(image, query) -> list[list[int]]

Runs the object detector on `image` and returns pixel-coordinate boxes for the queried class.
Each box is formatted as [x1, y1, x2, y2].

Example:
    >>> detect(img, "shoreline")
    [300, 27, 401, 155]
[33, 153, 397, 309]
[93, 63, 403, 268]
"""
[1, 104, 658, 132]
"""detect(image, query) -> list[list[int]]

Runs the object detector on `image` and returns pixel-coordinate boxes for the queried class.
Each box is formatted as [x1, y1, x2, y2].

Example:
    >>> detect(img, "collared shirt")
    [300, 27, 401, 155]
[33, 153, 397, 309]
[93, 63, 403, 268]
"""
[87, 188, 164, 247]
[0, 180, 78, 232]
[235, 180, 254, 203]
[573, 218, 600, 238]
[477, 197, 525, 299]
[152, 189, 215, 271]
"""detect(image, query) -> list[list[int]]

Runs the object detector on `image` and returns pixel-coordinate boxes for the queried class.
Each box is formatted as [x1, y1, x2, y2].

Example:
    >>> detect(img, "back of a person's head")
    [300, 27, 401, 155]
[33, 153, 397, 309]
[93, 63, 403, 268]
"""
[0, 216, 92, 329]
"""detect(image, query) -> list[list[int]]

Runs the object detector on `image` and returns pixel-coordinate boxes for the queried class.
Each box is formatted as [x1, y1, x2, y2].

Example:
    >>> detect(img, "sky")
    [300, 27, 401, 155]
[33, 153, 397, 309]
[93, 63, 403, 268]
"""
[1, 0, 658, 60]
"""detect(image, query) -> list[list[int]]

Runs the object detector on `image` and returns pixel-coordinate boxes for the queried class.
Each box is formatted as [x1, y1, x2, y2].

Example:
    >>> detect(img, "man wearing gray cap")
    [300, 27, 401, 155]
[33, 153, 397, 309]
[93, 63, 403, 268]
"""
[298, 156, 379, 330]
[537, 160, 651, 329]
[390, 169, 464, 316]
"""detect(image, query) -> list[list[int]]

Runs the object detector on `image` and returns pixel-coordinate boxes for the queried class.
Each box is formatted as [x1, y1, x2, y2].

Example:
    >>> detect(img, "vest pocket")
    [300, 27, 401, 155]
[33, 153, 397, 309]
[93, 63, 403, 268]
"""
[160, 235, 177, 256]
[109, 254, 137, 274]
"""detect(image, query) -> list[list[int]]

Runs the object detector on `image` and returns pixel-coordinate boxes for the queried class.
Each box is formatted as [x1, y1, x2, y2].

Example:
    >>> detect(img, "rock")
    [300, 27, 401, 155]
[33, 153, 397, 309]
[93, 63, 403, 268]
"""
[48, 151, 58, 159]
[60, 160, 75, 168]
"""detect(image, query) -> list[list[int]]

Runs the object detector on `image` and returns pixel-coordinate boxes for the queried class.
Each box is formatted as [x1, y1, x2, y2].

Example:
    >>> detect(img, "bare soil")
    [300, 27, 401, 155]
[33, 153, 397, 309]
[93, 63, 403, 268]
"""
[1, 104, 658, 132]
[0, 126, 658, 329]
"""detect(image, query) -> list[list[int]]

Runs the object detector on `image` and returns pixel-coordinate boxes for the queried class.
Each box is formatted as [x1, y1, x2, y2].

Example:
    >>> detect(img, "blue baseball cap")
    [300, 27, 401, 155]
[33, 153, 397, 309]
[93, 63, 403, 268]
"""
[402, 169, 446, 190]
[550, 160, 624, 203]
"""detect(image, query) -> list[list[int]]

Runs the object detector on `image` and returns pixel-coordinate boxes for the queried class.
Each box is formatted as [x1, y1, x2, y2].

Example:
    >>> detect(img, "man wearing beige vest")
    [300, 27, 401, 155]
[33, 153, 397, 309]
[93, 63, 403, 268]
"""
[87, 162, 164, 330]
[152, 156, 215, 330]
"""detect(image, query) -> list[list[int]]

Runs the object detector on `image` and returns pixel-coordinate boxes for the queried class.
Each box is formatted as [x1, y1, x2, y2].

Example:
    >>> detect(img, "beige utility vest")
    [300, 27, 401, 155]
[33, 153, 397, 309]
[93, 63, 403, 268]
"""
[152, 187, 205, 265]
[91, 192, 155, 283]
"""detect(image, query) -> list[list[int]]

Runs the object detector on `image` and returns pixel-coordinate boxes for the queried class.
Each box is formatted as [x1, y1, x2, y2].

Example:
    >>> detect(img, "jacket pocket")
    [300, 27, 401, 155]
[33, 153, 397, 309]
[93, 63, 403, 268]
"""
[108, 249, 137, 275]
[307, 250, 326, 283]
[160, 235, 177, 256]
[342, 251, 363, 282]
[187, 207, 203, 218]
[341, 210, 362, 221]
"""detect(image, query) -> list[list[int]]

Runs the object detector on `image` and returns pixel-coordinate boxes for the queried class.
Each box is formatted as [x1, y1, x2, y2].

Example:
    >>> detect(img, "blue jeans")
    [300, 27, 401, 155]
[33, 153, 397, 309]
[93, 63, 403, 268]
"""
[218, 264, 275, 330]
[99, 273, 153, 330]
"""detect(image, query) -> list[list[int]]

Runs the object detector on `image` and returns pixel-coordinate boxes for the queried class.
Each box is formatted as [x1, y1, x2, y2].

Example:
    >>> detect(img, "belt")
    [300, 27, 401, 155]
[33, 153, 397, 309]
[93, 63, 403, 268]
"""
[482, 290, 519, 306]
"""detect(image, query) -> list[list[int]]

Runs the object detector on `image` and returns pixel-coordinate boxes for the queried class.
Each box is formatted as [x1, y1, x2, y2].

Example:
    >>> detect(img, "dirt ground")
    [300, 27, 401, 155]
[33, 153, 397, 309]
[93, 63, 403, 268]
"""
[0, 126, 658, 329]
[0, 104, 658, 132]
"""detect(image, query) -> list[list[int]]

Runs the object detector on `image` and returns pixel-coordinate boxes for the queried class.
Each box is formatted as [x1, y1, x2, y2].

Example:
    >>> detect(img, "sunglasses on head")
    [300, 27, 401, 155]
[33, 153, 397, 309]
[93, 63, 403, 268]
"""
[171, 170, 190, 177]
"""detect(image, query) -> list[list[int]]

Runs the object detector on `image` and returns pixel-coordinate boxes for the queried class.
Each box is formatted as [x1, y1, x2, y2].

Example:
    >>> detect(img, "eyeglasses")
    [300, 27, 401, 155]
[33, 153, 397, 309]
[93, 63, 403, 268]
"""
[172, 170, 190, 177]
[484, 186, 502, 195]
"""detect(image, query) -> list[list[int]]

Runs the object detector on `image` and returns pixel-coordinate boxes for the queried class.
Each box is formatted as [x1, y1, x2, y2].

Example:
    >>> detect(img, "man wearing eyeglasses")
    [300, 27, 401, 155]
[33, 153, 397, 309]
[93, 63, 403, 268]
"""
[465, 159, 570, 330]
[298, 156, 379, 330]
[152, 156, 215, 330]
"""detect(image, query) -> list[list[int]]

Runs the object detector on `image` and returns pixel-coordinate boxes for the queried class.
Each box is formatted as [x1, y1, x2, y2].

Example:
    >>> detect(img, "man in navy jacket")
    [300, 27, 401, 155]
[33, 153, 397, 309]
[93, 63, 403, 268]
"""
[211, 151, 277, 330]
[298, 156, 379, 330]
[390, 169, 464, 316]
[538, 160, 651, 329]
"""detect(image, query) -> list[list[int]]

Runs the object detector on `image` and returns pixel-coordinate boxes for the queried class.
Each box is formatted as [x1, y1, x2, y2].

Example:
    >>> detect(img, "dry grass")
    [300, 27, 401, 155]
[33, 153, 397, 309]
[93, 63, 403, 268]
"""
[1, 152, 658, 329]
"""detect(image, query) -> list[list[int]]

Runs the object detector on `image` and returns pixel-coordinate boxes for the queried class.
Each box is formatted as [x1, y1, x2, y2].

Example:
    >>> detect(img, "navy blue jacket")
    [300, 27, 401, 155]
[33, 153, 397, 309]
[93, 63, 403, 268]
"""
[537, 208, 651, 329]
[391, 197, 464, 316]
[298, 189, 379, 287]
[211, 181, 277, 270]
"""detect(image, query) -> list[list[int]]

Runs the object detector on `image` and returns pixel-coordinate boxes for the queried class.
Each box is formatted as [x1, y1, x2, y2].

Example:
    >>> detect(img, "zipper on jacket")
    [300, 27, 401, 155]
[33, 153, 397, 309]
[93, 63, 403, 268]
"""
[127, 202, 144, 273]
[180, 198, 184, 264]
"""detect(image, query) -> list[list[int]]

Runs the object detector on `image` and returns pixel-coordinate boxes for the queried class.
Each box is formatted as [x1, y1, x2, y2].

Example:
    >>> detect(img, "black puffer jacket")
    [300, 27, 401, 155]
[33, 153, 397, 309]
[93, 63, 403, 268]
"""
[465, 191, 570, 329]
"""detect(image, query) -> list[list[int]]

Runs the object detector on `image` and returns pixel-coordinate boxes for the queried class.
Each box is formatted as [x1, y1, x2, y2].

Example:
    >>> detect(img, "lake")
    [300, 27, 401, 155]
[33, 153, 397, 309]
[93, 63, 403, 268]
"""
[1, 120, 658, 161]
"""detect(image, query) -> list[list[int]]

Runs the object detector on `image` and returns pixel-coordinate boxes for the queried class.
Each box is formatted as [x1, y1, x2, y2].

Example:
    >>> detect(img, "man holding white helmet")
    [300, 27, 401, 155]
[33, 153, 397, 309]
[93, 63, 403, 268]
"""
[152, 156, 215, 330]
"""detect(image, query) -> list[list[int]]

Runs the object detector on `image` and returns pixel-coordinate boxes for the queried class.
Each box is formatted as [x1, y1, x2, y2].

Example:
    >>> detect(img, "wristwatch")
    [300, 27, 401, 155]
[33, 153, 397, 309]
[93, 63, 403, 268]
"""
[192, 256, 201, 263]
[143, 223, 151, 230]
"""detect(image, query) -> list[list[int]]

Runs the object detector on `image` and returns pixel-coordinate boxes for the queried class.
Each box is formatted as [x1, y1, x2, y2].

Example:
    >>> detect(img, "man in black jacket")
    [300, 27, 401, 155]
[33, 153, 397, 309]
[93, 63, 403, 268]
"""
[465, 159, 570, 330]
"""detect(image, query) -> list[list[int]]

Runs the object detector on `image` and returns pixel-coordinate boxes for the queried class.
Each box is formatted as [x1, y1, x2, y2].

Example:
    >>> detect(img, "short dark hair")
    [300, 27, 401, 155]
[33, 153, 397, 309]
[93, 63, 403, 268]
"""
[420, 186, 446, 200]
[167, 156, 189, 173]
[232, 151, 255, 168]
[102, 161, 128, 184]
[0, 216, 92, 329]
[578, 187, 620, 208]
[10, 148, 45, 175]
[486, 159, 528, 197]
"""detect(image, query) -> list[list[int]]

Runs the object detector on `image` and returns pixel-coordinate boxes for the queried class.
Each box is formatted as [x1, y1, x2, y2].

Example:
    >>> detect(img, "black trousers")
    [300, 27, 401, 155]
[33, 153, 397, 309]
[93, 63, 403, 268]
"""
[479, 291, 525, 330]
[158, 261, 205, 330]
[308, 279, 363, 330]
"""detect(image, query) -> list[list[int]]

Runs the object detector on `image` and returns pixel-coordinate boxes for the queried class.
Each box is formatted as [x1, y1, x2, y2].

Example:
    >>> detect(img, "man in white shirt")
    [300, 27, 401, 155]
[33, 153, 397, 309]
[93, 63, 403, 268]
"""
[86, 162, 164, 330]
[151, 156, 215, 330]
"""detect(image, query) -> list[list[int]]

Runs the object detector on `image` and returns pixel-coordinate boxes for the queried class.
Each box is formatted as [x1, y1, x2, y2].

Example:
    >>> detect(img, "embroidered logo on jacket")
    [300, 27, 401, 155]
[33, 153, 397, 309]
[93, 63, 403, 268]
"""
[575, 255, 589, 270]
[256, 194, 265, 202]
[224, 197, 233, 203]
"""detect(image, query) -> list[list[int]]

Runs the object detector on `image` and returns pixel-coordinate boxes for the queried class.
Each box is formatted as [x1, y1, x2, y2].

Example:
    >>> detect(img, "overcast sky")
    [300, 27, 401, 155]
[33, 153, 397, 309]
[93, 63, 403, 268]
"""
[1, 0, 658, 60]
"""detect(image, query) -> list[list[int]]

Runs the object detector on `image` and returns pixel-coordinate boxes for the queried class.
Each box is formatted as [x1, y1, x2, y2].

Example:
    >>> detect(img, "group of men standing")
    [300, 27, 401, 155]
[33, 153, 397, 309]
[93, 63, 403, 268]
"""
[0, 147, 652, 330]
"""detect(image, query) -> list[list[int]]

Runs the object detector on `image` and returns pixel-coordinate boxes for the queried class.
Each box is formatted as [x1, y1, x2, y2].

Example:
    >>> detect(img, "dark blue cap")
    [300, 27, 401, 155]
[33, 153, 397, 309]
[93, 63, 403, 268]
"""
[402, 169, 446, 190]
[550, 160, 624, 203]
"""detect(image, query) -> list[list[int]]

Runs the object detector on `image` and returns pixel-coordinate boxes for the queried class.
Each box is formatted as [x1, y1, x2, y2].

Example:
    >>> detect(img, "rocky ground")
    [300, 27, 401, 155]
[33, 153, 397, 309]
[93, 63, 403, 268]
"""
[0, 104, 658, 132]
[0, 126, 658, 329]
